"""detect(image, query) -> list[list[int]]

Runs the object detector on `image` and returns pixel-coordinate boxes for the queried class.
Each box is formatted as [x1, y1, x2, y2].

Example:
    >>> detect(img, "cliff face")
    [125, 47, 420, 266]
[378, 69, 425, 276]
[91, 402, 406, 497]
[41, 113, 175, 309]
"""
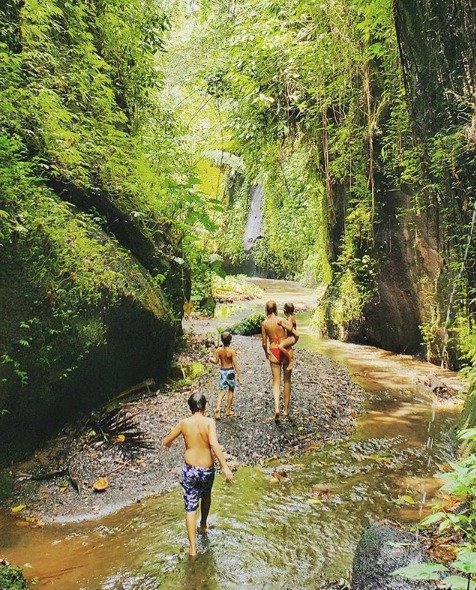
[0, 0, 186, 463]
[320, 0, 475, 363]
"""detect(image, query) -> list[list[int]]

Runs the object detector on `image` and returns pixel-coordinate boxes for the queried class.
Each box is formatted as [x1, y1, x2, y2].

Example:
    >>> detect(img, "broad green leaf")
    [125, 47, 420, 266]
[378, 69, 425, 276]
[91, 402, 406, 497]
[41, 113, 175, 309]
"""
[458, 428, 476, 441]
[443, 575, 476, 590]
[453, 551, 476, 574]
[391, 562, 448, 580]
[421, 511, 445, 526]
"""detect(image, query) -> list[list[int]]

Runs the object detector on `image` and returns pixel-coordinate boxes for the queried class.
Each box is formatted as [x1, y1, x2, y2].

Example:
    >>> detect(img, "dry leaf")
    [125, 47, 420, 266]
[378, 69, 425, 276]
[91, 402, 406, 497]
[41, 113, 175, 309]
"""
[183, 300, 194, 316]
[26, 517, 45, 528]
[312, 484, 334, 496]
[113, 434, 126, 444]
[93, 477, 109, 492]
[11, 504, 26, 514]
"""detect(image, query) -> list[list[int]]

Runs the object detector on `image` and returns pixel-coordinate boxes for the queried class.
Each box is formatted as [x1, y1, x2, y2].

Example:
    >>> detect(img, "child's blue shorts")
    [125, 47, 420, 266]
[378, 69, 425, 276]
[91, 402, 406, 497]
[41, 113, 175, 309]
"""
[219, 368, 236, 390]
[180, 464, 215, 512]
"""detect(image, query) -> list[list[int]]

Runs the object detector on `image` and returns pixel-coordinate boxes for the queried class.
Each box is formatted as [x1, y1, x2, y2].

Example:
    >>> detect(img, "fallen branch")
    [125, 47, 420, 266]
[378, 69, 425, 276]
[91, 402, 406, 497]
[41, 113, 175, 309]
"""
[113, 378, 157, 402]
[16, 468, 68, 482]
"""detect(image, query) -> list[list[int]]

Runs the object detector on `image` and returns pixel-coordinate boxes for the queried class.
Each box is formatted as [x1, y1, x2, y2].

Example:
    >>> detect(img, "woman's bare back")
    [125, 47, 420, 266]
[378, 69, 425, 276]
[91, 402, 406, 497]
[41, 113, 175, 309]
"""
[262, 316, 286, 345]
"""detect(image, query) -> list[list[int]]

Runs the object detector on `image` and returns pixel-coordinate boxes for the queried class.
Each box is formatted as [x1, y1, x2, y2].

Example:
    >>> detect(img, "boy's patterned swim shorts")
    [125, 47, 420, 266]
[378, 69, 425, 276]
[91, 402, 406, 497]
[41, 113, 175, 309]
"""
[180, 464, 215, 512]
[219, 367, 236, 390]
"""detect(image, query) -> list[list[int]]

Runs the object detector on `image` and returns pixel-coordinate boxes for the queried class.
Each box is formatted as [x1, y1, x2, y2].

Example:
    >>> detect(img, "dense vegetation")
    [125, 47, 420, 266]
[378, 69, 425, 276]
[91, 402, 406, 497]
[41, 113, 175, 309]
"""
[172, 0, 474, 370]
[0, 0, 218, 460]
[0, 0, 474, 457]
[0, 0, 475, 583]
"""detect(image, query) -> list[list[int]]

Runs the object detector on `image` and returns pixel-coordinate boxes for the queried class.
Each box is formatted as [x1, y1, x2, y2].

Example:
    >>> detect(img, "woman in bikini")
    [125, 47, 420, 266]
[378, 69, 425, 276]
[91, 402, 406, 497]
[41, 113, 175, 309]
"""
[261, 300, 293, 422]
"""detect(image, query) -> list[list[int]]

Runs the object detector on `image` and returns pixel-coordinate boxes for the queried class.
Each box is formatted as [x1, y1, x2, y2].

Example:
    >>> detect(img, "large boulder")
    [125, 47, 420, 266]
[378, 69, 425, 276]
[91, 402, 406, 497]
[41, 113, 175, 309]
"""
[0, 197, 181, 465]
[352, 522, 432, 590]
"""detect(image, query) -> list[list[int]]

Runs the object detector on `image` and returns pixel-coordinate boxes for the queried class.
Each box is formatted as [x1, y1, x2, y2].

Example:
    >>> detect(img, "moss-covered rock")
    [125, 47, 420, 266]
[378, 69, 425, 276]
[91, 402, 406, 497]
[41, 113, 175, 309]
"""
[0, 1, 187, 464]
[228, 313, 265, 336]
[0, 197, 181, 464]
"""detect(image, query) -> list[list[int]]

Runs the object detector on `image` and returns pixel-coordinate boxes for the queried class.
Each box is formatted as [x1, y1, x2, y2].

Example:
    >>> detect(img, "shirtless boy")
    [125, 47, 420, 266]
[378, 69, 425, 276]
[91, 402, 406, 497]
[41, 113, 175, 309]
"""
[261, 300, 293, 422]
[277, 302, 299, 371]
[210, 331, 242, 419]
[163, 393, 233, 556]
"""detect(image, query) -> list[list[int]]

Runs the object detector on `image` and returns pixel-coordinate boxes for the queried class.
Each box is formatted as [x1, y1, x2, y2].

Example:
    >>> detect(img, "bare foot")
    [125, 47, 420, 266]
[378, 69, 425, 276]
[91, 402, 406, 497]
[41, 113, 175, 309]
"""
[189, 548, 197, 556]
[197, 524, 207, 534]
[282, 412, 289, 419]
[274, 412, 281, 423]
[285, 359, 295, 372]
[214, 409, 221, 420]
[225, 410, 235, 417]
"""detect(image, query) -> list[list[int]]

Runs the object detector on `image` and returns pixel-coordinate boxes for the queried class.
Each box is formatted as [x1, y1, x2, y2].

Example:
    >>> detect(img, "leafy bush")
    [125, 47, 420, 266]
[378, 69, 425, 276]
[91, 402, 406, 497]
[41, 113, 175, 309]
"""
[228, 313, 265, 335]
[0, 563, 27, 590]
[392, 427, 476, 588]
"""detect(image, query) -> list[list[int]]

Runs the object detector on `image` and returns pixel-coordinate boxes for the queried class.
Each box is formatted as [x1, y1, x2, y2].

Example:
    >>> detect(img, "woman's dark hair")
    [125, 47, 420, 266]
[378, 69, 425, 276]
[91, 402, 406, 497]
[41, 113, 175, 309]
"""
[284, 302, 295, 315]
[265, 300, 277, 315]
[221, 331, 232, 346]
[188, 392, 207, 413]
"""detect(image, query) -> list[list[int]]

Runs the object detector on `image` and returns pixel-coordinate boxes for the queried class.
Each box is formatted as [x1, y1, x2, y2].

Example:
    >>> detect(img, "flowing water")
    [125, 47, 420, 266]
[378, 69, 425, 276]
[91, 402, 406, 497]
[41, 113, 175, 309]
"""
[0, 279, 463, 589]
[243, 185, 264, 253]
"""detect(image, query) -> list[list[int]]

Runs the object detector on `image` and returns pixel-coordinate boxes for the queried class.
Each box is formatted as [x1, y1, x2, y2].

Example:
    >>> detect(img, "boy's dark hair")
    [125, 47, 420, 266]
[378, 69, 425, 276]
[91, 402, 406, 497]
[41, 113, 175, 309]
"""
[221, 331, 232, 346]
[284, 302, 295, 315]
[188, 392, 207, 413]
[265, 300, 277, 315]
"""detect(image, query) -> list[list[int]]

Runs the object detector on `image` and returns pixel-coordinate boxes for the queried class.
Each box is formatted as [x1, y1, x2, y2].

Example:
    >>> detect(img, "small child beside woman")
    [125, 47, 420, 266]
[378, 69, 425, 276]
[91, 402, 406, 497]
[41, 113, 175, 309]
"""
[277, 302, 299, 371]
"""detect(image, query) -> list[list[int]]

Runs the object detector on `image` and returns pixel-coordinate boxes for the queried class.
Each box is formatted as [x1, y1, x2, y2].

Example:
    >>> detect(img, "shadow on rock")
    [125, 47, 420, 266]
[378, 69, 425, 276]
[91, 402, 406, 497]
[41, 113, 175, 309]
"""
[352, 522, 432, 590]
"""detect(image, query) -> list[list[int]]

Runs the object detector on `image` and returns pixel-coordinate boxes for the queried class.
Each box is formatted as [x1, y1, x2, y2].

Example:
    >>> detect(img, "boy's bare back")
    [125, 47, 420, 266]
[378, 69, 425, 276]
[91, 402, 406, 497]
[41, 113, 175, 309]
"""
[179, 413, 215, 468]
[216, 346, 236, 369]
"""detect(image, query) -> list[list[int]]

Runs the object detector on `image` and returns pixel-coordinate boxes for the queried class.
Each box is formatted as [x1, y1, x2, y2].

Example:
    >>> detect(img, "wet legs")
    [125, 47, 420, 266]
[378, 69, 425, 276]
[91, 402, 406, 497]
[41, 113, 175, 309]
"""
[185, 510, 198, 556]
[216, 388, 235, 418]
[215, 389, 226, 419]
[283, 368, 292, 417]
[198, 493, 211, 534]
[186, 493, 212, 555]
[270, 361, 282, 422]
[225, 388, 235, 416]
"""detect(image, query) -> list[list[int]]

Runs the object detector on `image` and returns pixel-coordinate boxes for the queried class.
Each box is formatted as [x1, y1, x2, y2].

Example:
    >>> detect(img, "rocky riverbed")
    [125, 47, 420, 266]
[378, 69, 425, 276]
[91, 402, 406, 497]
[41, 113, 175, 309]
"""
[1, 329, 363, 524]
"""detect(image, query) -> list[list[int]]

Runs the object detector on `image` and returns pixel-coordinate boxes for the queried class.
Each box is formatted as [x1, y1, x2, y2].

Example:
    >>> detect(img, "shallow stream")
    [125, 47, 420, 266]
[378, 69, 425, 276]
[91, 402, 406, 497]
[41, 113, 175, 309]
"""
[0, 279, 463, 589]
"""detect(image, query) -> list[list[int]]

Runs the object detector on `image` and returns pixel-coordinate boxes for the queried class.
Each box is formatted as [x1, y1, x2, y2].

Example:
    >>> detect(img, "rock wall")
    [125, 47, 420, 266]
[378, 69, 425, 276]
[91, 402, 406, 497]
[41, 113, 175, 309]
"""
[0, 0, 186, 464]
[320, 0, 475, 363]
[0, 209, 181, 464]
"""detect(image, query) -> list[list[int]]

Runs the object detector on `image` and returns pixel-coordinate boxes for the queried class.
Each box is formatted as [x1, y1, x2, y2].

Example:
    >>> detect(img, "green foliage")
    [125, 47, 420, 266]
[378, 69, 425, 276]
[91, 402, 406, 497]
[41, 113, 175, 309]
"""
[392, 562, 448, 580]
[392, 555, 476, 588]
[228, 313, 265, 336]
[398, 427, 476, 587]
[212, 274, 264, 301]
[191, 0, 475, 362]
[0, 564, 27, 590]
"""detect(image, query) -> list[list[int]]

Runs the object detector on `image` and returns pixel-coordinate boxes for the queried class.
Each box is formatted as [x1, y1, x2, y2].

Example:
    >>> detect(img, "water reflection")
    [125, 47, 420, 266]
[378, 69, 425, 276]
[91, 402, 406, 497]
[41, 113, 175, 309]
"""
[180, 549, 218, 590]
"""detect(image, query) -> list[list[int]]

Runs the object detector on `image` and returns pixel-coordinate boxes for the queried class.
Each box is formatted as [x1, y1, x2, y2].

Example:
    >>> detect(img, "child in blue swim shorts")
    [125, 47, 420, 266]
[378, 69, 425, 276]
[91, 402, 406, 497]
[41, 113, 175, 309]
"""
[163, 393, 234, 556]
[210, 331, 242, 419]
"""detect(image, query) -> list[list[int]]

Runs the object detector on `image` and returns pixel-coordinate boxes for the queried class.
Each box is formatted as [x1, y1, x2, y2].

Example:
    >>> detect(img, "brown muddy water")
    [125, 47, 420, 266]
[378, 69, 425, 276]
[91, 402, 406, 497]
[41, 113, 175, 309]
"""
[0, 279, 463, 589]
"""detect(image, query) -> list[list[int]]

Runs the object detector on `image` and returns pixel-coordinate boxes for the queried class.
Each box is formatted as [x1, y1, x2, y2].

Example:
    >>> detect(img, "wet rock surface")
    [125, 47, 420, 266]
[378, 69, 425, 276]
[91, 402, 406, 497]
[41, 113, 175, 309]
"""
[1, 330, 363, 523]
[352, 522, 433, 590]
